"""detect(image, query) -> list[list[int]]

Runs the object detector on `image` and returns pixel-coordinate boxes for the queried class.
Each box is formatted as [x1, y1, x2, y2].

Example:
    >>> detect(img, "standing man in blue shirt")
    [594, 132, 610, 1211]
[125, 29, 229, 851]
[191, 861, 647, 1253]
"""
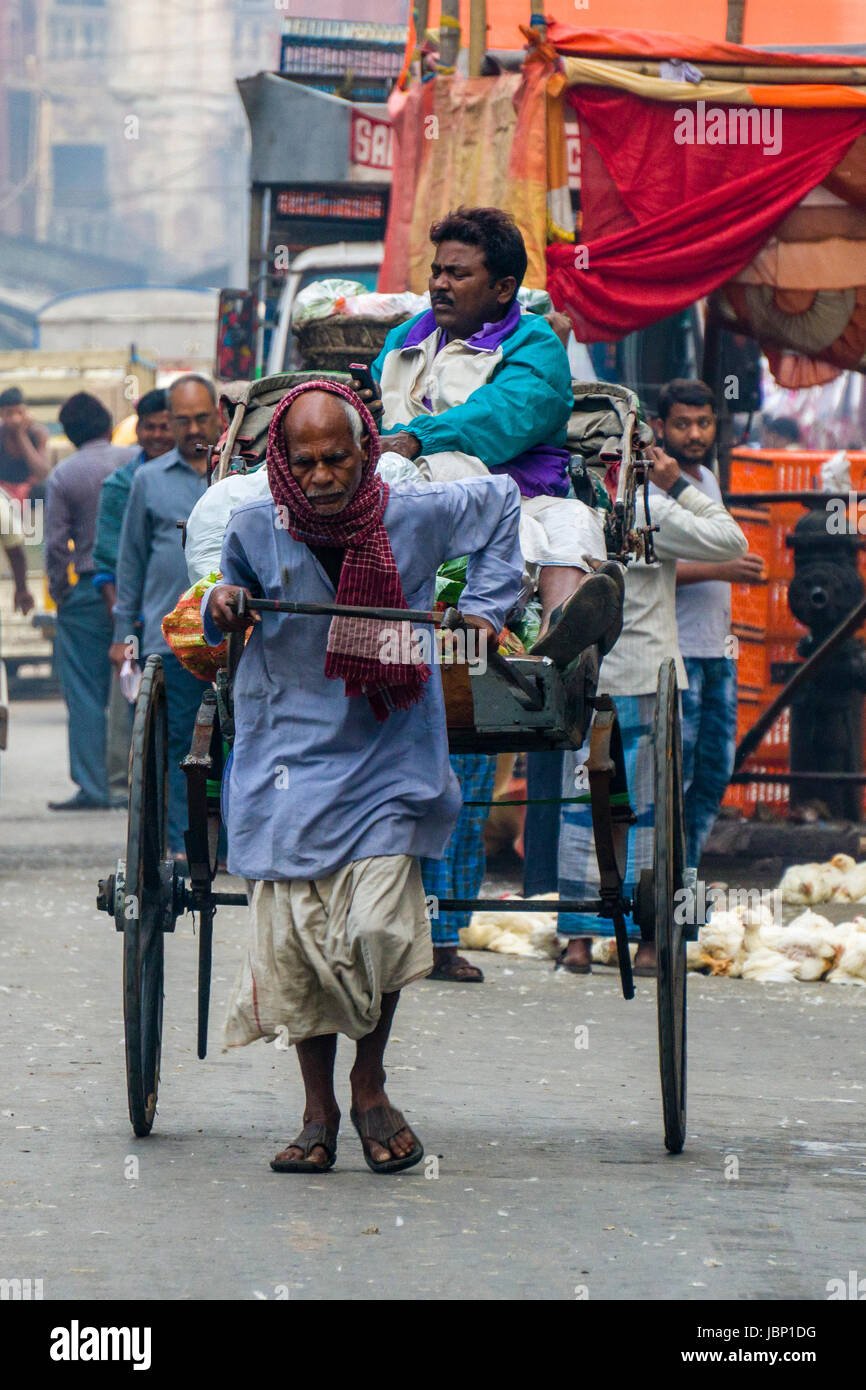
[93, 388, 172, 799]
[45, 393, 138, 811]
[111, 375, 222, 860]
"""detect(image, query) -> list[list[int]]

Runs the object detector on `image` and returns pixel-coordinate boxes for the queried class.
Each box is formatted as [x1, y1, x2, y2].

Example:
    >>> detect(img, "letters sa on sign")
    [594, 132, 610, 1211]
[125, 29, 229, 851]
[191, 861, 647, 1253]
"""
[350, 111, 393, 179]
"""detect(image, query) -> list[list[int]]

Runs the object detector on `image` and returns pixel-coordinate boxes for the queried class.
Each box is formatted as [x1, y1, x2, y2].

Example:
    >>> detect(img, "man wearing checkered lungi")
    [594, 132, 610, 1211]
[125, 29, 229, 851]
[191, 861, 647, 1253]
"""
[421, 753, 497, 982]
[556, 441, 747, 974]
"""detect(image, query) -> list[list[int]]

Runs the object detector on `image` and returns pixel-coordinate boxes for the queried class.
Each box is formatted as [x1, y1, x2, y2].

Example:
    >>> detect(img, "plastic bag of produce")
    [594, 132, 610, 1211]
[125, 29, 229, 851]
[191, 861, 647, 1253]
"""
[161, 571, 230, 682]
[292, 279, 368, 326]
[338, 291, 429, 320]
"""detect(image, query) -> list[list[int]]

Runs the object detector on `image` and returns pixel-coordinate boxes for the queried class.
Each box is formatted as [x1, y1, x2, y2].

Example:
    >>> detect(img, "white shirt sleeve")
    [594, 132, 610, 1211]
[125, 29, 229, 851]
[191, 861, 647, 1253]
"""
[642, 483, 747, 563]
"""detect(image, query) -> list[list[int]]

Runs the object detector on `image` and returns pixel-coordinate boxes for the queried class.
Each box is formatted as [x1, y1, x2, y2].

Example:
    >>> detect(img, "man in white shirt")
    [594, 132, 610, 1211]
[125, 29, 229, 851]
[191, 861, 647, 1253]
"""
[556, 424, 748, 974]
[656, 379, 764, 866]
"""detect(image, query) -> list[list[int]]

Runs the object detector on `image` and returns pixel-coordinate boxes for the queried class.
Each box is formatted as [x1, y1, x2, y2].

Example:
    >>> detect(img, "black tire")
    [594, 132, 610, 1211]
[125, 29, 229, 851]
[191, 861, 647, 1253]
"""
[654, 658, 687, 1154]
[123, 655, 168, 1137]
[196, 904, 214, 1061]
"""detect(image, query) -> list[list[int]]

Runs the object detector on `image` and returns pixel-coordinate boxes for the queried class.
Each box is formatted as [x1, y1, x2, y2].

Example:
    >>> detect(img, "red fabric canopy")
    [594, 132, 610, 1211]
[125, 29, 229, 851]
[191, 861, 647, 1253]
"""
[547, 91, 866, 341]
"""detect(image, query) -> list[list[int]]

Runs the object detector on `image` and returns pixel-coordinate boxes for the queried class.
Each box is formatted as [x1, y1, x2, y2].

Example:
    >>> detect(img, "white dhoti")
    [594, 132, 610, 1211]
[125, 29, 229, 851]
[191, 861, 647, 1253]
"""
[417, 450, 606, 579]
[224, 854, 433, 1048]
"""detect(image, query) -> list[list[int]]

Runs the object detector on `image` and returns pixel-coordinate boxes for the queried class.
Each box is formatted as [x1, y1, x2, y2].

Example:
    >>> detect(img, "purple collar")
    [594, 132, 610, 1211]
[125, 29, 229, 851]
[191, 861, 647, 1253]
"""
[402, 298, 522, 352]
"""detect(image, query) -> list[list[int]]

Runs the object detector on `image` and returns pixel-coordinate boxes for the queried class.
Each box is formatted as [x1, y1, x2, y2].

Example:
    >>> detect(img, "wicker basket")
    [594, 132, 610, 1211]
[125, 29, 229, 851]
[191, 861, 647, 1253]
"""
[293, 313, 410, 373]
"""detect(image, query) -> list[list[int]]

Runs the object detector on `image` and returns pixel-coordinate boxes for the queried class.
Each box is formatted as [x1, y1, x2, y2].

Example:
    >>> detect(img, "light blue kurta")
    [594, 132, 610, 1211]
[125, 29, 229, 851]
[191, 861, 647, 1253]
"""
[203, 475, 523, 881]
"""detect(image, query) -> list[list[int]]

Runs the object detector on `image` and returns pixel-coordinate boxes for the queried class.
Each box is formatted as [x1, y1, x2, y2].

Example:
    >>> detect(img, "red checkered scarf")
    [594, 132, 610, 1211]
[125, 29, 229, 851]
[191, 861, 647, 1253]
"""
[266, 380, 430, 722]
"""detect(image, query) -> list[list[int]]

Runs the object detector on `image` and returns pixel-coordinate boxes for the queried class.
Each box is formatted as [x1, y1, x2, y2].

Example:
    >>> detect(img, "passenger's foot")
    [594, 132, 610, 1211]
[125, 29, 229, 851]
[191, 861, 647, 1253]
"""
[531, 573, 622, 667]
[270, 1110, 340, 1172]
[633, 942, 657, 977]
[555, 937, 592, 974]
[429, 946, 484, 983]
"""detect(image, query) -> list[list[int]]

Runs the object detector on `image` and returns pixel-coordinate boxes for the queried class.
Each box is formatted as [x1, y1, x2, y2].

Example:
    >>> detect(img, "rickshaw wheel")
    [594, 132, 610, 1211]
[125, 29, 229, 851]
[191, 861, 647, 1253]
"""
[654, 658, 687, 1154]
[123, 655, 168, 1137]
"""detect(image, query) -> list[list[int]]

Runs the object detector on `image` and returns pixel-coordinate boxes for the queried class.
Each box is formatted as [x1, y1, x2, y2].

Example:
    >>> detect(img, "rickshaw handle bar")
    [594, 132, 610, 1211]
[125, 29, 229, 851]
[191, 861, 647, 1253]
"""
[236, 595, 545, 709]
[245, 596, 448, 624]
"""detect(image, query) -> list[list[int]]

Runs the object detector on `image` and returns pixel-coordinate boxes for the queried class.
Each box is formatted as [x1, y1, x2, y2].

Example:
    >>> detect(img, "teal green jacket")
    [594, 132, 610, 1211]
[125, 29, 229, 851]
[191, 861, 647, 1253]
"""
[371, 306, 573, 498]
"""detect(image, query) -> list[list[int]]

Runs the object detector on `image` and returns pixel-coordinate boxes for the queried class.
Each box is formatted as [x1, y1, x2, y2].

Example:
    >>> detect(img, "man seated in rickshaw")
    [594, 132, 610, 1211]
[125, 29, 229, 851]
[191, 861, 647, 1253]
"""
[370, 205, 621, 654]
[203, 379, 523, 1173]
[367, 206, 623, 983]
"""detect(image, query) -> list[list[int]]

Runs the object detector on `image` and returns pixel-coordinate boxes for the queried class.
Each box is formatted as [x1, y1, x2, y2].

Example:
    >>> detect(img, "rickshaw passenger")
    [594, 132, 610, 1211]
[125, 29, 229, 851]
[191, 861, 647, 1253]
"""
[370, 205, 620, 649]
[369, 206, 623, 983]
[203, 380, 522, 1173]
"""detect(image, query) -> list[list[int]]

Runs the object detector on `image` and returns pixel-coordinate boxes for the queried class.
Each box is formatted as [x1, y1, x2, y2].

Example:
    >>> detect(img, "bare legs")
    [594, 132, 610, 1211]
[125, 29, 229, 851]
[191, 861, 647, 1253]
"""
[536, 565, 587, 638]
[273, 1032, 340, 1167]
[276, 990, 417, 1167]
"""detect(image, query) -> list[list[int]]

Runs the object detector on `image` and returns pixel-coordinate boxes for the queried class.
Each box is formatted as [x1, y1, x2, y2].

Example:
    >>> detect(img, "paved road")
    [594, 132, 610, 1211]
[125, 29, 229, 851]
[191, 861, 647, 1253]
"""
[2, 699, 866, 1301]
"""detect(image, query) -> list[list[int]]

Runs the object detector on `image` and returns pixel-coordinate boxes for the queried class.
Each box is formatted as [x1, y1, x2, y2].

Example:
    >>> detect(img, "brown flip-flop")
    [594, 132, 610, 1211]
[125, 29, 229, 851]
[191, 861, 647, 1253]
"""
[428, 954, 484, 983]
[270, 1121, 338, 1173]
[350, 1104, 424, 1174]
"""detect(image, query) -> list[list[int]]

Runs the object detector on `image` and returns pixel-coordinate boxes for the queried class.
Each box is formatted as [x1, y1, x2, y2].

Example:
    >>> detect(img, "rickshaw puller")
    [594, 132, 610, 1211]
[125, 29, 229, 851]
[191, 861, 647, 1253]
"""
[204, 380, 523, 1173]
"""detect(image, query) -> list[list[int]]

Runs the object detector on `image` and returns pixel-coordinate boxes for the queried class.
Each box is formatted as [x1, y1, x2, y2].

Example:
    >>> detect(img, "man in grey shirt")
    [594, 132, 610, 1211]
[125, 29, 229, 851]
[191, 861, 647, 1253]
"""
[45, 393, 137, 809]
[657, 378, 763, 864]
[111, 375, 222, 858]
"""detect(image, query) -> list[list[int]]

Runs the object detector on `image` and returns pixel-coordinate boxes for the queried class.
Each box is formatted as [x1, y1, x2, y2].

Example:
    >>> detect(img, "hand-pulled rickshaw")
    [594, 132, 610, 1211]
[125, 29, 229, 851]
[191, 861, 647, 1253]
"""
[96, 373, 692, 1153]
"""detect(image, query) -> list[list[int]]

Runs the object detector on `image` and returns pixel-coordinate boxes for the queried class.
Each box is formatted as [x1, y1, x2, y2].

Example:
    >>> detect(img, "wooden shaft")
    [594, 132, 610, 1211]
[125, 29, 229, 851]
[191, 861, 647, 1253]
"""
[438, 0, 461, 70]
[725, 0, 747, 45]
[468, 0, 486, 78]
[558, 56, 866, 84]
[413, 0, 429, 79]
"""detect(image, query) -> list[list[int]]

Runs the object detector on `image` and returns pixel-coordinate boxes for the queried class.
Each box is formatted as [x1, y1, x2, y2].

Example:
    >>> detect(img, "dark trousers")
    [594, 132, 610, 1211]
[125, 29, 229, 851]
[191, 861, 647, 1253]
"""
[54, 582, 112, 804]
[145, 650, 208, 856]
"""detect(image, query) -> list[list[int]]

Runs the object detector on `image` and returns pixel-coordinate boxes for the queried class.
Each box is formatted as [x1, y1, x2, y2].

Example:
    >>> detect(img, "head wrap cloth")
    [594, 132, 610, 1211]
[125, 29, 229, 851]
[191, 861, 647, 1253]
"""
[266, 378, 430, 721]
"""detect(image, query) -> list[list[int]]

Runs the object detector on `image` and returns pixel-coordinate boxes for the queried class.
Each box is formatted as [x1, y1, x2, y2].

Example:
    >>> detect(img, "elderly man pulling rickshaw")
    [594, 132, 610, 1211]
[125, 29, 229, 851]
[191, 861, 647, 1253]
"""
[204, 379, 525, 1172]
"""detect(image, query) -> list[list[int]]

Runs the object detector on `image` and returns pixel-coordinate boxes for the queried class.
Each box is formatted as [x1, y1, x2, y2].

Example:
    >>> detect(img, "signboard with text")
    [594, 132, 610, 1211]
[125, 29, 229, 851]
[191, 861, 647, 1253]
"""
[349, 109, 394, 182]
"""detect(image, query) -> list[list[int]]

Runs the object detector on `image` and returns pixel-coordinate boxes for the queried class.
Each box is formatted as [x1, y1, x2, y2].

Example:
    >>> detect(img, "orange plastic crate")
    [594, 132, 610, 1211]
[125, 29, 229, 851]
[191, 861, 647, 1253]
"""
[735, 696, 789, 766]
[768, 635, 801, 670]
[722, 781, 748, 811]
[732, 507, 771, 566]
[735, 635, 767, 694]
[730, 579, 768, 635]
[724, 766, 790, 815]
[773, 457, 817, 493]
[767, 578, 808, 638]
[729, 454, 773, 492]
[736, 696, 763, 745]
[769, 521, 795, 580]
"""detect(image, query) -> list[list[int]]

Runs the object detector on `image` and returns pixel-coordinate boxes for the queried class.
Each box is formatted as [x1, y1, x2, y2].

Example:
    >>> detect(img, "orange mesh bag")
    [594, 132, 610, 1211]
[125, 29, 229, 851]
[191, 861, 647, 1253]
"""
[161, 572, 227, 683]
